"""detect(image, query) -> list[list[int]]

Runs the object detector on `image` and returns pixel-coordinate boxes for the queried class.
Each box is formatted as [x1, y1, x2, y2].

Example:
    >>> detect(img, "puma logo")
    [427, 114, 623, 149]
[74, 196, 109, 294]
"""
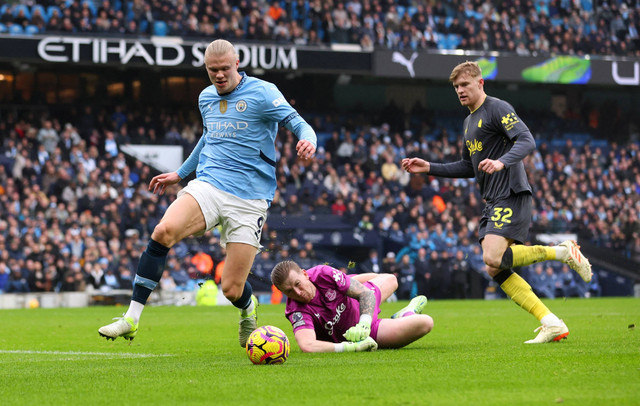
[392, 51, 418, 78]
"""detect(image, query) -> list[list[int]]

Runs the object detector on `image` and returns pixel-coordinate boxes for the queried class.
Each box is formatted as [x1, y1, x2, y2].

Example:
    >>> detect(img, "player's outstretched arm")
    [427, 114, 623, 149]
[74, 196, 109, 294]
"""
[401, 157, 430, 173]
[149, 172, 181, 195]
[294, 329, 377, 353]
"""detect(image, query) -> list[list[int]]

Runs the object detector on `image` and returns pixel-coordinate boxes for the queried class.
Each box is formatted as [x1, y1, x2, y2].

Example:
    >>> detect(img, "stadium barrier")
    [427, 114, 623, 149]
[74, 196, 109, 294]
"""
[0, 290, 201, 309]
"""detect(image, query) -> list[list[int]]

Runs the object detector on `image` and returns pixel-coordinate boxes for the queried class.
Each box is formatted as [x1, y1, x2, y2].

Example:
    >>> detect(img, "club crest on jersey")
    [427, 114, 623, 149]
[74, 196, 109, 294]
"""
[219, 100, 228, 114]
[235, 100, 247, 112]
[325, 289, 337, 301]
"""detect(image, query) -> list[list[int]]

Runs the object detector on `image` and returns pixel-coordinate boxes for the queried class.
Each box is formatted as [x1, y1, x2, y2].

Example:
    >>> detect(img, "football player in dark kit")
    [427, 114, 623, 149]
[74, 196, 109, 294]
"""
[401, 61, 592, 343]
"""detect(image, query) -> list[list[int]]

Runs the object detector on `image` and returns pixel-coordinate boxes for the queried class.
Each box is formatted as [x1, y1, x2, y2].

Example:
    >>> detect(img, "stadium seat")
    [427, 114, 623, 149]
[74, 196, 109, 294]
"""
[153, 21, 168, 36]
[12, 4, 31, 20]
[0, 23, 6, 33]
[24, 25, 40, 35]
[0, 5, 6, 16]
[396, 6, 406, 18]
[47, 5, 62, 20]
[407, 6, 418, 18]
[9, 24, 24, 35]
[31, 4, 48, 23]
[82, 0, 97, 16]
[139, 19, 149, 33]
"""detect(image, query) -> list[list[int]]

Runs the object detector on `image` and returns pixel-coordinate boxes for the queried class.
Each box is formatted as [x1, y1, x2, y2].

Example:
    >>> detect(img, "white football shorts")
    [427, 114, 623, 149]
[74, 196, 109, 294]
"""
[177, 179, 268, 248]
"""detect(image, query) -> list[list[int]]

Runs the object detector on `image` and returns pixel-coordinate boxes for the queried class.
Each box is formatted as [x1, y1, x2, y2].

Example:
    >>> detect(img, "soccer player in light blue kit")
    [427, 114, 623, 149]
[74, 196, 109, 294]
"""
[99, 39, 317, 347]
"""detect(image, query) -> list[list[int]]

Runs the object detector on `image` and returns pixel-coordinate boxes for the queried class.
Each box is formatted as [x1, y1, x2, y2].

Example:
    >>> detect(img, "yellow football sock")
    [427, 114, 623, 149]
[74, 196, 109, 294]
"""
[500, 273, 550, 321]
[510, 245, 556, 267]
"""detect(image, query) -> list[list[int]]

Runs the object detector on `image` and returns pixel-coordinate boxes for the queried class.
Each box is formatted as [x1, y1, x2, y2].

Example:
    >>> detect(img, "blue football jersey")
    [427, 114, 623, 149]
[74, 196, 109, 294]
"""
[176, 72, 316, 203]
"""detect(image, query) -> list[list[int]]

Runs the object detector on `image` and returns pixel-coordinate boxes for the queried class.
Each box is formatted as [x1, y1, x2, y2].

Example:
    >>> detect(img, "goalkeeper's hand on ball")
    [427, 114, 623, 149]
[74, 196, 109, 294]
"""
[343, 336, 378, 352]
[343, 315, 372, 342]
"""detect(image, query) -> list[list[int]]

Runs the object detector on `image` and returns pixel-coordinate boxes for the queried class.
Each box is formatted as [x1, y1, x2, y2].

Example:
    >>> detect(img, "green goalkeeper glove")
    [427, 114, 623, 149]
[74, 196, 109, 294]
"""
[342, 336, 378, 352]
[343, 314, 372, 342]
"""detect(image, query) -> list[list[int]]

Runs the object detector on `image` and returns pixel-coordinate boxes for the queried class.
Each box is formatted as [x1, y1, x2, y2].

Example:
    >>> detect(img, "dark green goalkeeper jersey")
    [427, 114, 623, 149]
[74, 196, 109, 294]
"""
[429, 96, 536, 201]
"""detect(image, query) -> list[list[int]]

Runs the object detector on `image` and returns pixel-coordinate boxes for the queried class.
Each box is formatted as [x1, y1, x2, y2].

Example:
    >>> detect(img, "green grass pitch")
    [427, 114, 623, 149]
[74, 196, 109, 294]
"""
[1, 297, 638, 405]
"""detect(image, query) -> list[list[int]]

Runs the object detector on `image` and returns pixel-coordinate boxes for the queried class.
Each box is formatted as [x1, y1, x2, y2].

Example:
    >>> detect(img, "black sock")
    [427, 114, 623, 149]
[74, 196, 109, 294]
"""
[131, 239, 170, 304]
[232, 281, 253, 310]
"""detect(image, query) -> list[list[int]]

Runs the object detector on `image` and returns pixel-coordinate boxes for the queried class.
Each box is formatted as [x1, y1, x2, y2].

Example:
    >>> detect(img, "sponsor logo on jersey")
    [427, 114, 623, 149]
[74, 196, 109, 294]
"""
[272, 96, 286, 107]
[219, 100, 227, 114]
[478, 119, 483, 128]
[235, 100, 247, 112]
[324, 303, 346, 336]
[332, 269, 345, 286]
[501, 112, 520, 130]
[325, 289, 337, 301]
[466, 139, 483, 156]
[493, 222, 504, 229]
[206, 121, 249, 138]
[291, 311, 305, 327]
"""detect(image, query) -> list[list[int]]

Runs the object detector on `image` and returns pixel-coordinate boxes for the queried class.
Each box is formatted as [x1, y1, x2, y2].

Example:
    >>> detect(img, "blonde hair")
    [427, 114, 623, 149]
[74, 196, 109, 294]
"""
[270, 260, 301, 290]
[449, 61, 482, 82]
[205, 39, 238, 59]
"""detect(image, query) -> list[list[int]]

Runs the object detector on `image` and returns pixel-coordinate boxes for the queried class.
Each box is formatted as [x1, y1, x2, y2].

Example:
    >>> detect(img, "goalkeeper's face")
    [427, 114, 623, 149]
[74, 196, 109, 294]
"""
[278, 269, 316, 304]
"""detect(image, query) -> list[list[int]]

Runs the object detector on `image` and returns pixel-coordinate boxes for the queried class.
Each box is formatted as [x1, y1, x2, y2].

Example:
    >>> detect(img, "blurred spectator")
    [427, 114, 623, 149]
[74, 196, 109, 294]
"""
[159, 270, 177, 291]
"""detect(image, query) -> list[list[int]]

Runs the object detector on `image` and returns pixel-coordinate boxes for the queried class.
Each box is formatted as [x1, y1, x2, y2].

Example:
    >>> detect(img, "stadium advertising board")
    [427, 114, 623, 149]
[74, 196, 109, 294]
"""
[0, 36, 637, 85]
[374, 50, 640, 86]
[0, 36, 370, 73]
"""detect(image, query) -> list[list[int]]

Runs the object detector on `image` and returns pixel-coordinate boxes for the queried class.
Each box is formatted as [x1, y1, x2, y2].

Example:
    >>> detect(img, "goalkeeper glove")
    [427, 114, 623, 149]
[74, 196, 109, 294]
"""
[343, 314, 372, 342]
[342, 336, 378, 352]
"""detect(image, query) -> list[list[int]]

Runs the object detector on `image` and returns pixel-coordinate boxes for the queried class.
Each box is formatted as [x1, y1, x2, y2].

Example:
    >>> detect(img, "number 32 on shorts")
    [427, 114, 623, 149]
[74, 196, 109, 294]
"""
[490, 207, 512, 228]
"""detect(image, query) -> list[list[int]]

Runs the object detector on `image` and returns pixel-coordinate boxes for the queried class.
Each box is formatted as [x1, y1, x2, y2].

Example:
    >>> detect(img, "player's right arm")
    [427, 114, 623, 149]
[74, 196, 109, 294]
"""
[294, 328, 377, 353]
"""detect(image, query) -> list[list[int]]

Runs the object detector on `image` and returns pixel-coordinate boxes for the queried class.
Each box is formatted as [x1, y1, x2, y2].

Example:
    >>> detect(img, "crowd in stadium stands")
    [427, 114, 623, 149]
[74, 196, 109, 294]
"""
[1, 0, 640, 56]
[0, 97, 638, 299]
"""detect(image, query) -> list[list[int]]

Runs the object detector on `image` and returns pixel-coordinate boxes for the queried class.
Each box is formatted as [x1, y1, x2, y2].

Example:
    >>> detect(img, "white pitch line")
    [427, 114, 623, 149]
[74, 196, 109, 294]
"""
[0, 350, 174, 358]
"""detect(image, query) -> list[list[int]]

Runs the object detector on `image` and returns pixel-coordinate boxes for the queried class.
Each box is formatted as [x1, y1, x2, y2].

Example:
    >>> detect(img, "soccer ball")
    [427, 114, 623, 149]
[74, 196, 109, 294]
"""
[245, 325, 290, 365]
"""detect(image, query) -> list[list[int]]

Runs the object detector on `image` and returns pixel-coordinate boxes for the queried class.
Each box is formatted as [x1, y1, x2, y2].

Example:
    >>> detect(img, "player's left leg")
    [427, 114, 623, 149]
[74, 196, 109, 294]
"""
[375, 316, 434, 349]
[499, 242, 592, 282]
[483, 235, 568, 344]
[221, 242, 259, 347]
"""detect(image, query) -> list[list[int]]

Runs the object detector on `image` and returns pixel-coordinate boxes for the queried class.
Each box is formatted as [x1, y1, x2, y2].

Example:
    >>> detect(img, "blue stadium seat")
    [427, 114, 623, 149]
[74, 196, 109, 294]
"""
[9, 24, 24, 35]
[153, 20, 168, 36]
[82, 0, 97, 16]
[444, 16, 453, 28]
[31, 4, 48, 23]
[12, 4, 31, 20]
[0, 5, 7, 16]
[24, 24, 40, 35]
[139, 19, 148, 33]
[407, 6, 418, 17]
[396, 6, 406, 18]
[47, 5, 62, 20]
[113, 0, 122, 12]
[0, 23, 6, 33]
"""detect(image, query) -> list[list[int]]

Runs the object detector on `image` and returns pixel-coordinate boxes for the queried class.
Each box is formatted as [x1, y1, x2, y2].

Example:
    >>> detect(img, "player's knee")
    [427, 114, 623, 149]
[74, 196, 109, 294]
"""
[387, 274, 398, 291]
[151, 222, 178, 247]
[482, 251, 502, 269]
[221, 282, 243, 302]
[421, 315, 434, 334]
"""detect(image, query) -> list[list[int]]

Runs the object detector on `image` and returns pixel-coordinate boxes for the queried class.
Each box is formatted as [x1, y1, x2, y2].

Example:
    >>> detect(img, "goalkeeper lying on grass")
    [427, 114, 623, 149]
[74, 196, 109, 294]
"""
[270, 260, 433, 353]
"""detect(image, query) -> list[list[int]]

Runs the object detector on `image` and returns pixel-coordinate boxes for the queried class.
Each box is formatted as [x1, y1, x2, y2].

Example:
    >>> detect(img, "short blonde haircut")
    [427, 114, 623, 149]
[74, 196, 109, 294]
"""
[205, 39, 238, 59]
[271, 260, 301, 290]
[449, 61, 482, 82]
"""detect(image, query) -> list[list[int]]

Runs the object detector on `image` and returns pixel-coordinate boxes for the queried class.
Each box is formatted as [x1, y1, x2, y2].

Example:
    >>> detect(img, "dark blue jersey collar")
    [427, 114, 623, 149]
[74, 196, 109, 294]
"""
[219, 72, 247, 96]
